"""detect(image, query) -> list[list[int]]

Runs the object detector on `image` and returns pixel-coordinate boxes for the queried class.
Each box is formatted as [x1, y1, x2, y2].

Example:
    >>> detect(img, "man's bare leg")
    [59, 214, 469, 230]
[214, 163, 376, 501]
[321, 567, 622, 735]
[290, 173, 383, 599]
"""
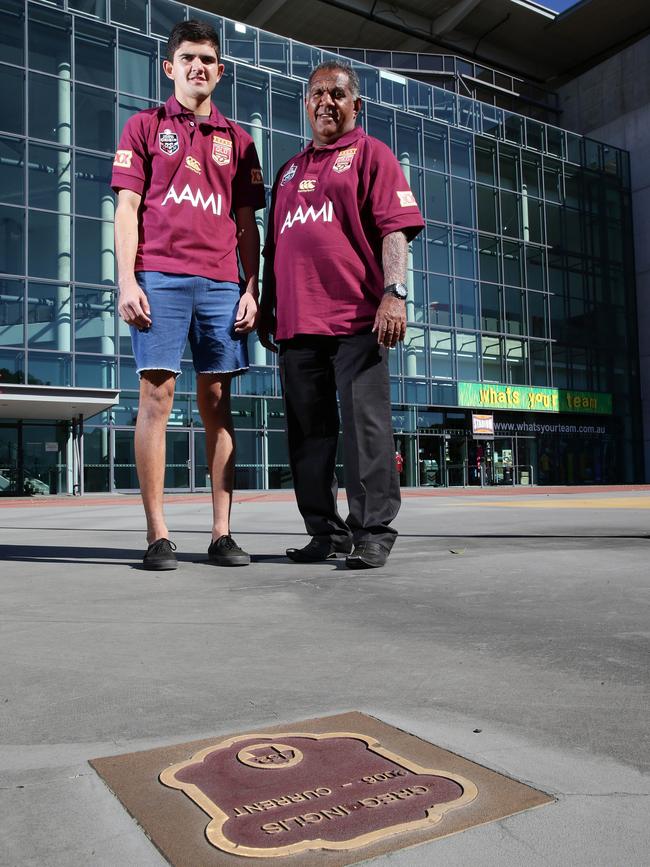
[196, 373, 235, 540]
[135, 370, 176, 543]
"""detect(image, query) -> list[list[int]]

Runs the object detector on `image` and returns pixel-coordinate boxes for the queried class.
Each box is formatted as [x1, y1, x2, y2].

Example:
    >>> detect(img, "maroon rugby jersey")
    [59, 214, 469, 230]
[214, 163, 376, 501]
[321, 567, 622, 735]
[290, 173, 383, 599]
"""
[265, 127, 424, 339]
[111, 95, 266, 282]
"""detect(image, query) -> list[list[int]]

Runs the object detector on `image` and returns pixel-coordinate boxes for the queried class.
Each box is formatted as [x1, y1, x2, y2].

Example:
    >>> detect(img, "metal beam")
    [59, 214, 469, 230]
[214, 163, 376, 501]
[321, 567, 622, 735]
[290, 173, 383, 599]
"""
[246, 0, 291, 27]
[432, 0, 484, 36]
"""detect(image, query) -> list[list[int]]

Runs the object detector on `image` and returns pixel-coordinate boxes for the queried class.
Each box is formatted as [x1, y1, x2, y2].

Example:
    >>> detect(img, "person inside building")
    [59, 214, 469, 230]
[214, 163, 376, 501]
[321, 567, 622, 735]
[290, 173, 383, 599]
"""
[259, 61, 424, 569]
[111, 19, 265, 570]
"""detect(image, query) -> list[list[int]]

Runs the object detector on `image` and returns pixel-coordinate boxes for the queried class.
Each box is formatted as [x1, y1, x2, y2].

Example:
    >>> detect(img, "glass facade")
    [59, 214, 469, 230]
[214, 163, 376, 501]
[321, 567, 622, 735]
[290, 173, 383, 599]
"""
[0, 0, 642, 494]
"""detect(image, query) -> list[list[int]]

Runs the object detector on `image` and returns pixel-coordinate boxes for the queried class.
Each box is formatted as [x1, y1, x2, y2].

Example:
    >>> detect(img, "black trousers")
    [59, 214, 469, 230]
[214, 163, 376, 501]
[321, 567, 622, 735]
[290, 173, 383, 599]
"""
[278, 332, 400, 551]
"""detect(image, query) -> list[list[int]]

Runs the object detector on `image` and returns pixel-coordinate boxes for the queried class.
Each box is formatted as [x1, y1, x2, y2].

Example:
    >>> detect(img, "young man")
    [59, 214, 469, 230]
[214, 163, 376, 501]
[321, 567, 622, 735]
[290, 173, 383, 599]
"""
[112, 20, 265, 570]
[259, 62, 424, 569]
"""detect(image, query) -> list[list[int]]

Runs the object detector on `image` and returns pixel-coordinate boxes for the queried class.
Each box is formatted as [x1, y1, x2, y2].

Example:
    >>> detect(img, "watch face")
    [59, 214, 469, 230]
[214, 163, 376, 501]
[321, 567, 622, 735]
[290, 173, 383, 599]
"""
[387, 283, 408, 299]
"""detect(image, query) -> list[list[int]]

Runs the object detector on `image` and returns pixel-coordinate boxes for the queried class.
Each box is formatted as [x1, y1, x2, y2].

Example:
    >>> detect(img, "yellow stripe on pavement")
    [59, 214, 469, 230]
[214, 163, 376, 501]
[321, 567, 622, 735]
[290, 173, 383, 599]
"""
[476, 497, 650, 509]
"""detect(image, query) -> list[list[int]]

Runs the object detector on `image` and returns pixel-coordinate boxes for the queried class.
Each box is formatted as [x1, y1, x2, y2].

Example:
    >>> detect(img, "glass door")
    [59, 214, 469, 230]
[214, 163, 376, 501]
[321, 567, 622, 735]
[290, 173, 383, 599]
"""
[445, 437, 467, 486]
[417, 435, 444, 486]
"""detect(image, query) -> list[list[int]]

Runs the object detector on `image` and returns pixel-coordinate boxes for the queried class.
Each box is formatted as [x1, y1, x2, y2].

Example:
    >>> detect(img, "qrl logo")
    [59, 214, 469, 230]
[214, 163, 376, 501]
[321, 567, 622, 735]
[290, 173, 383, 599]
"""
[161, 184, 222, 215]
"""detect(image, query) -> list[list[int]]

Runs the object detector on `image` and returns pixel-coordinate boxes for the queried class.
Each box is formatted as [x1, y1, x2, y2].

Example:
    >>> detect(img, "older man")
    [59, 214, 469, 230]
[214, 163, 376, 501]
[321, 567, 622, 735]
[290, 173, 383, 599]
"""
[260, 61, 424, 569]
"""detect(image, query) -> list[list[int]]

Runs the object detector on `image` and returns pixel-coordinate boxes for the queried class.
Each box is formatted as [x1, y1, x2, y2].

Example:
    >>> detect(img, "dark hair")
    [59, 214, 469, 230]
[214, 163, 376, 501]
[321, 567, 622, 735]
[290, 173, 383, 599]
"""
[307, 61, 361, 99]
[166, 19, 221, 62]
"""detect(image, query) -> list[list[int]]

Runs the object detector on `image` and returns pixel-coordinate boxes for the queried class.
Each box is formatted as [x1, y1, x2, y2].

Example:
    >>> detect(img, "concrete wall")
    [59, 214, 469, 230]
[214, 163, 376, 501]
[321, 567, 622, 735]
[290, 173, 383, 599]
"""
[559, 33, 650, 481]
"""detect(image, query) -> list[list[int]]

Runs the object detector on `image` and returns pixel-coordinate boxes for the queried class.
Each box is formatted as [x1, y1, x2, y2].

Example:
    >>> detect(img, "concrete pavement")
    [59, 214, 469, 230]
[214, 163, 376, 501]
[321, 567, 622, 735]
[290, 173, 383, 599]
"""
[1, 488, 649, 866]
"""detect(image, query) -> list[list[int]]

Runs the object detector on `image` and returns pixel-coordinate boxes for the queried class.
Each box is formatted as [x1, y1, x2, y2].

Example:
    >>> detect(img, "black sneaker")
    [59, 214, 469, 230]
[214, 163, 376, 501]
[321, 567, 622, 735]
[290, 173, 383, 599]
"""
[208, 535, 251, 566]
[142, 538, 178, 571]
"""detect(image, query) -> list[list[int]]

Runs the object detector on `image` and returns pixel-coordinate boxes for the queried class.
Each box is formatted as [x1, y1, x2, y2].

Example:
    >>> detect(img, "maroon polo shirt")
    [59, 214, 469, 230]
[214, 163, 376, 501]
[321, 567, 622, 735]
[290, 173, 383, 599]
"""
[264, 127, 424, 339]
[111, 95, 266, 282]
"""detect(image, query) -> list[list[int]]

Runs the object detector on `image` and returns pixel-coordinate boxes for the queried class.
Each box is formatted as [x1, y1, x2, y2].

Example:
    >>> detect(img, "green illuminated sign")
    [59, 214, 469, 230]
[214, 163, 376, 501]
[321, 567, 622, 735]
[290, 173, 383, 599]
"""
[457, 382, 612, 415]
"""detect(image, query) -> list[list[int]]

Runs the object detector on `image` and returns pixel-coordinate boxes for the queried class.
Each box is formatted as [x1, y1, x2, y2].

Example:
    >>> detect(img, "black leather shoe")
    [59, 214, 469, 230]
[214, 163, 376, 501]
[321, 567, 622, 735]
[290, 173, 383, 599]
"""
[286, 537, 353, 563]
[345, 542, 390, 569]
[142, 538, 178, 571]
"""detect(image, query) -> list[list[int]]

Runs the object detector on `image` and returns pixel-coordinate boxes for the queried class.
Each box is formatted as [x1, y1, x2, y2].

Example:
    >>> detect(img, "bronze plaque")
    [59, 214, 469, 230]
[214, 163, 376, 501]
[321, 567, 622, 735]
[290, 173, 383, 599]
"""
[159, 730, 477, 858]
[90, 712, 554, 866]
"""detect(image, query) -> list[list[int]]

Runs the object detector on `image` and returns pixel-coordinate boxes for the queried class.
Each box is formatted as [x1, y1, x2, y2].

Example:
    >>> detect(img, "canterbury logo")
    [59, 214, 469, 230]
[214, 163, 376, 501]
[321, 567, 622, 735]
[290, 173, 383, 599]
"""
[161, 184, 222, 215]
[298, 179, 317, 192]
[280, 201, 333, 234]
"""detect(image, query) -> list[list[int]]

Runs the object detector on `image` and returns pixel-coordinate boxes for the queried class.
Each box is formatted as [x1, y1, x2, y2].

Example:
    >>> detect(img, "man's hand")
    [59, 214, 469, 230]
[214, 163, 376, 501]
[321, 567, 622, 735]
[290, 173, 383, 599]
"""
[118, 279, 151, 329]
[372, 294, 406, 348]
[257, 308, 278, 353]
[234, 292, 258, 334]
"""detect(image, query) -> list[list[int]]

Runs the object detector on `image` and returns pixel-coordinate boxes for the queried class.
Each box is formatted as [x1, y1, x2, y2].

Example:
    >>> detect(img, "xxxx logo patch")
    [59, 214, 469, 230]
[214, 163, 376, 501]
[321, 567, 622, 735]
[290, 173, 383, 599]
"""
[113, 149, 132, 168]
[397, 190, 417, 208]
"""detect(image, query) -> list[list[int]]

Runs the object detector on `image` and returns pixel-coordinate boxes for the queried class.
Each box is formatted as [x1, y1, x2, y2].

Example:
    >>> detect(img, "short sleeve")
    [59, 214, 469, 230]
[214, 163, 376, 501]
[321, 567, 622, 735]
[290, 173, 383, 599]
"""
[365, 139, 425, 242]
[111, 113, 148, 195]
[232, 131, 267, 212]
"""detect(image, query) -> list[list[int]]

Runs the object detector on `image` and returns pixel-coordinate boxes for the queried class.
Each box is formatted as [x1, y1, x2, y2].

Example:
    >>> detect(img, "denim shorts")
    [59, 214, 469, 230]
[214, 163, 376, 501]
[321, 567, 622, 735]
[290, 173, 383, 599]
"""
[131, 272, 249, 377]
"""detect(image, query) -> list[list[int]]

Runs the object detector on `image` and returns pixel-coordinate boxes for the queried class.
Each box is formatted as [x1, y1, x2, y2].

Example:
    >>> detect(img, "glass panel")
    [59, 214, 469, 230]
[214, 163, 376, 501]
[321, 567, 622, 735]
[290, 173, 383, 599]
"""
[69, 0, 107, 17]
[28, 212, 71, 280]
[546, 126, 565, 159]
[525, 244, 545, 291]
[236, 66, 269, 127]
[503, 112, 522, 145]
[455, 278, 477, 329]
[28, 351, 72, 386]
[423, 121, 448, 173]
[224, 19, 256, 63]
[0, 66, 25, 136]
[0, 138, 24, 206]
[500, 191, 520, 238]
[83, 427, 110, 493]
[380, 71, 406, 110]
[527, 290, 547, 338]
[409, 271, 426, 323]
[402, 326, 426, 378]
[259, 31, 289, 74]
[475, 137, 496, 185]
[505, 338, 527, 384]
[0, 347, 24, 382]
[530, 340, 549, 386]
[119, 32, 157, 99]
[426, 224, 450, 274]
[355, 64, 379, 102]
[271, 76, 302, 135]
[366, 103, 394, 149]
[75, 20, 115, 89]
[407, 79, 431, 117]
[453, 230, 477, 279]
[456, 332, 478, 381]
[151, 0, 186, 38]
[29, 73, 71, 144]
[526, 119, 544, 151]
[75, 218, 115, 284]
[481, 104, 502, 138]
[482, 335, 502, 381]
[504, 287, 524, 334]
[0, 0, 24, 66]
[396, 115, 422, 167]
[27, 282, 71, 350]
[110, 0, 146, 31]
[451, 178, 474, 228]
[479, 235, 500, 283]
[450, 129, 473, 179]
[433, 88, 455, 125]
[0, 278, 24, 347]
[271, 131, 302, 178]
[291, 42, 321, 81]
[114, 428, 137, 487]
[119, 94, 153, 131]
[29, 6, 71, 76]
[503, 241, 522, 286]
[522, 154, 542, 197]
[76, 84, 115, 152]
[480, 281, 500, 331]
[28, 144, 71, 211]
[424, 172, 448, 223]
[428, 274, 451, 326]
[476, 184, 497, 234]
[165, 431, 189, 488]
[429, 329, 452, 378]
[75, 354, 116, 388]
[76, 154, 114, 217]
[499, 145, 519, 190]
[0, 205, 24, 275]
[75, 286, 116, 353]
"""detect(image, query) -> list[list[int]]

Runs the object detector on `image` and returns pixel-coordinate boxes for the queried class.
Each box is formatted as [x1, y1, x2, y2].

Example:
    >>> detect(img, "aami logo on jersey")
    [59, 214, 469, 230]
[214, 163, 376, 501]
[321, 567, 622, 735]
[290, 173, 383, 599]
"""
[159, 129, 179, 156]
[280, 201, 333, 234]
[298, 179, 317, 193]
[161, 184, 222, 215]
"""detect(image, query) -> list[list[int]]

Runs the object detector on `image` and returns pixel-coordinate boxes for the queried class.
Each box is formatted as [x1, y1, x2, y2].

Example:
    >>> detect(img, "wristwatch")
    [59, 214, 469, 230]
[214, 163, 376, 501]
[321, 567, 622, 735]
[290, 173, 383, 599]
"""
[384, 282, 408, 300]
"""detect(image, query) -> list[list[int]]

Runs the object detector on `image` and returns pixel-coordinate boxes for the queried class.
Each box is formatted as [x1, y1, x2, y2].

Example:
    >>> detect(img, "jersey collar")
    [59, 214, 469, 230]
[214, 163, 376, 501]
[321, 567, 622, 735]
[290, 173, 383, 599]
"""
[308, 125, 365, 153]
[164, 95, 229, 129]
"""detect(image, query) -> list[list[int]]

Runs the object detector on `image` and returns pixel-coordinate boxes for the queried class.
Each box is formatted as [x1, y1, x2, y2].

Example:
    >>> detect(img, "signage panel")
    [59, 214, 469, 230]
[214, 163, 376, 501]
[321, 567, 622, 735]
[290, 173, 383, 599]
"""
[458, 382, 612, 415]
